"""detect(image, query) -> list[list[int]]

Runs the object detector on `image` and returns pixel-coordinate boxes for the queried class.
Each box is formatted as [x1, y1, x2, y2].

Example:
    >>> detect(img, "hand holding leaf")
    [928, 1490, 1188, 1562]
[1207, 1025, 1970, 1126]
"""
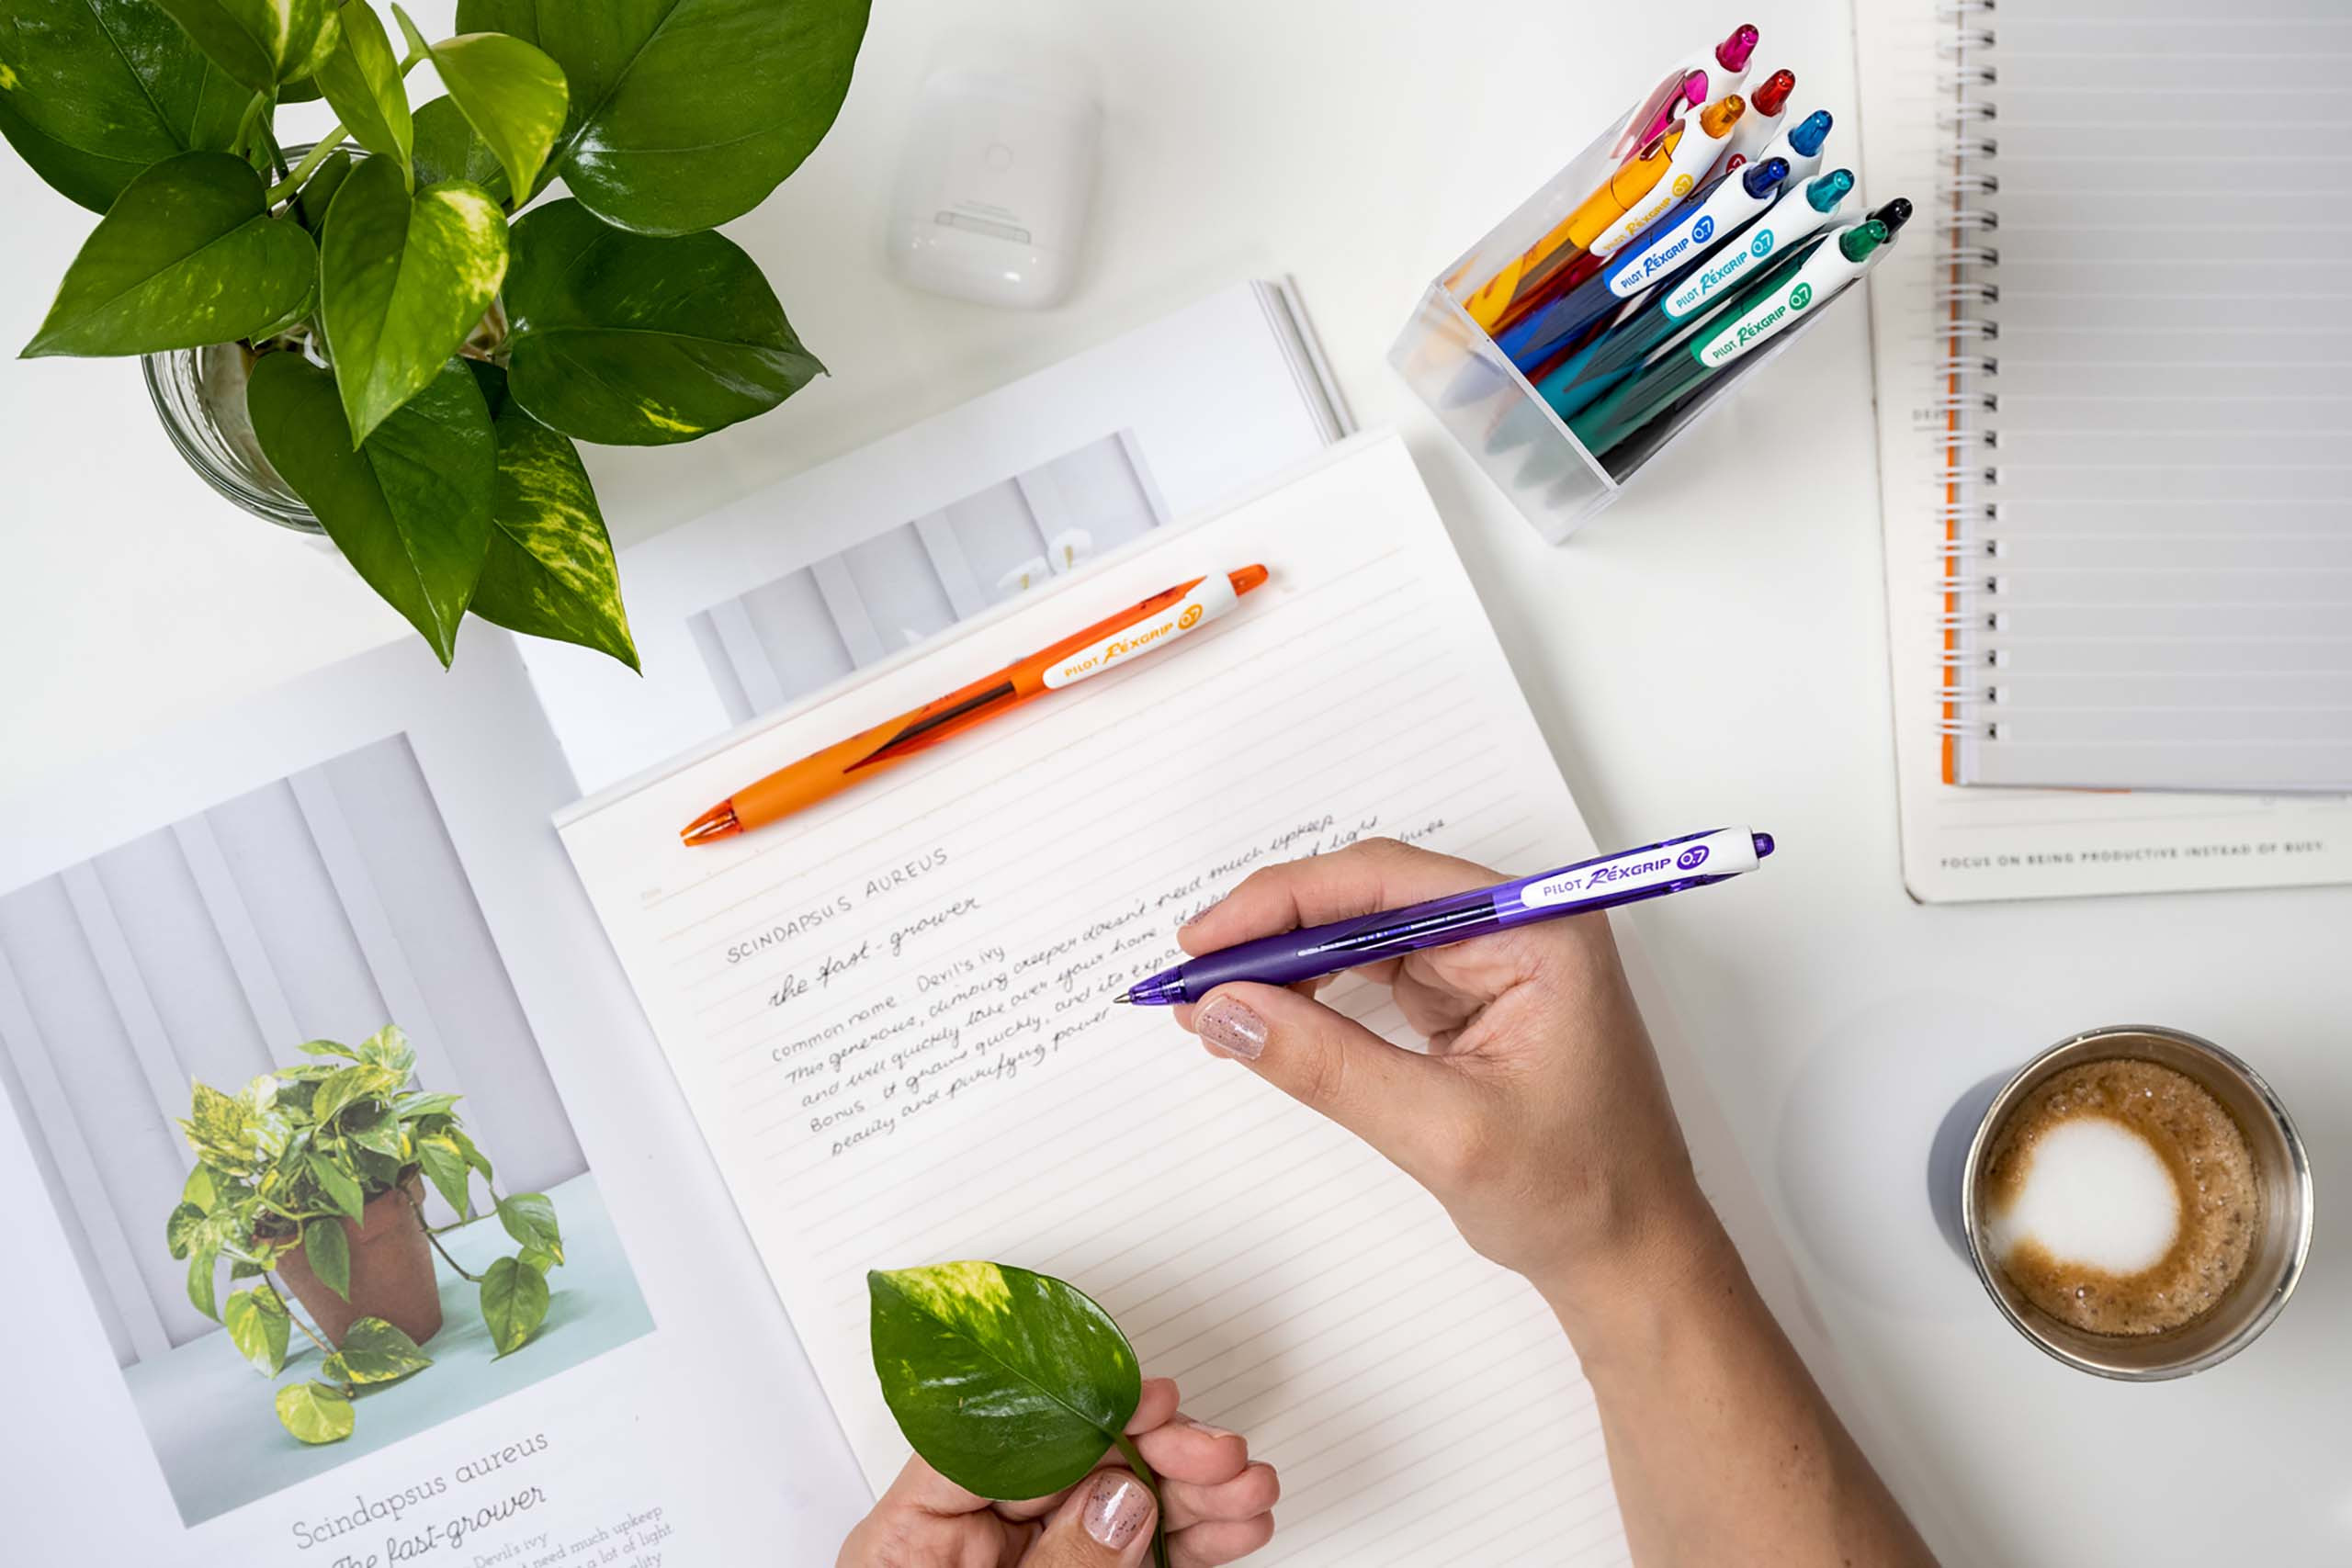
[865, 1263, 1280, 1568]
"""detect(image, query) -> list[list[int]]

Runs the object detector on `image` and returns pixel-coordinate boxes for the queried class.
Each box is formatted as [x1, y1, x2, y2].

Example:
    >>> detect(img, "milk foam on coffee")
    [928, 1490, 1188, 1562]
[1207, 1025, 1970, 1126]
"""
[1987, 1117, 2179, 1274]
[1981, 1058, 2258, 1337]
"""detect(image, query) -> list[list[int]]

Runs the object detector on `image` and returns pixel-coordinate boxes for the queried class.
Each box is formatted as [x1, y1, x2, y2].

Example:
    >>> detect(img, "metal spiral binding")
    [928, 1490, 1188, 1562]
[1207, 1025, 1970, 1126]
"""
[1934, 0, 2000, 745]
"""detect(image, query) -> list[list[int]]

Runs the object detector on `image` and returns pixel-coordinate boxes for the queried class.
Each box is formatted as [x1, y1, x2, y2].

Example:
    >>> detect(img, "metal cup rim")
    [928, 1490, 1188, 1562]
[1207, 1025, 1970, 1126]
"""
[1960, 1023, 2314, 1381]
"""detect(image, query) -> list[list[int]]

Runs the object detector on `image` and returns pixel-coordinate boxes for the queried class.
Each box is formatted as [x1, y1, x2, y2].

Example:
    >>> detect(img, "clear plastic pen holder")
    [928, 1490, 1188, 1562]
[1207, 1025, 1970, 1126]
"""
[1390, 110, 1838, 544]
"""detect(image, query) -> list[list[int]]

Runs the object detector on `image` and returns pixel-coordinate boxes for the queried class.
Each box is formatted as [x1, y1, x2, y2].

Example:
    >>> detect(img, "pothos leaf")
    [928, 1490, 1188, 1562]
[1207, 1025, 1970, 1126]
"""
[479, 1255, 549, 1355]
[392, 6, 565, 202]
[466, 362, 639, 669]
[166, 1201, 208, 1261]
[309, 1151, 366, 1221]
[469, 0, 870, 236]
[324, 1316, 433, 1383]
[410, 95, 511, 205]
[247, 353, 496, 664]
[318, 154, 508, 444]
[414, 1133, 471, 1218]
[311, 0, 412, 175]
[0, 0, 249, 212]
[181, 1160, 220, 1213]
[276, 1380, 355, 1444]
[303, 1216, 352, 1300]
[152, 0, 341, 90]
[495, 1192, 561, 1265]
[867, 1262, 1143, 1500]
[503, 199, 820, 446]
[223, 1286, 291, 1376]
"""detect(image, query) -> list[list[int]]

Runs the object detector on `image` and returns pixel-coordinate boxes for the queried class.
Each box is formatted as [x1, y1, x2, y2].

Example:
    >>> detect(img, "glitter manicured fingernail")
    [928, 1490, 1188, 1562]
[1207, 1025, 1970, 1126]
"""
[1082, 1472, 1152, 1549]
[1196, 995, 1267, 1061]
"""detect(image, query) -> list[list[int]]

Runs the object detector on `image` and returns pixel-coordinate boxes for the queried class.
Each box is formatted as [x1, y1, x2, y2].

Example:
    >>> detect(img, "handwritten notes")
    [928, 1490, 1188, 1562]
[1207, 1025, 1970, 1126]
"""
[559, 438, 1631, 1566]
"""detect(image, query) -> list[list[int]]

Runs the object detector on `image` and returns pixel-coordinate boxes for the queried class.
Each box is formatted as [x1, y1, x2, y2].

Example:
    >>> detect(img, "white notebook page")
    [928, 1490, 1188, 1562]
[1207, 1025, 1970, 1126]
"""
[1856, 0, 2352, 898]
[558, 435, 1630, 1566]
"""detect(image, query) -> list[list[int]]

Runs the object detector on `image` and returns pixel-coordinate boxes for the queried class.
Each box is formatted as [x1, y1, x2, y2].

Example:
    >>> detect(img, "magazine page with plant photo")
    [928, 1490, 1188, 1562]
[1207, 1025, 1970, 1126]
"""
[0, 628, 868, 1565]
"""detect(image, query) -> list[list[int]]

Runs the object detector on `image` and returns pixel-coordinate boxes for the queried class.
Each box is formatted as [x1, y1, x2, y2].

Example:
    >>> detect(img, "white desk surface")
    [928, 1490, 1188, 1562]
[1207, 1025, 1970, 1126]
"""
[3, 3, 2344, 1562]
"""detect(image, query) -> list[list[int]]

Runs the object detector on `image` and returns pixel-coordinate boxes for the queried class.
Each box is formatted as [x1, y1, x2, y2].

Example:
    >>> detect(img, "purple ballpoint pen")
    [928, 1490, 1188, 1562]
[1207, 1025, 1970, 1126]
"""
[1115, 827, 1774, 1007]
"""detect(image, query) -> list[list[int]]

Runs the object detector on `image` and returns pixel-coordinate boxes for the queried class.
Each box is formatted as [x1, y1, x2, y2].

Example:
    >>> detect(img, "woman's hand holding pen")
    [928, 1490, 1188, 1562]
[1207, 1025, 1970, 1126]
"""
[1169, 837, 1940, 1568]
[1169, 836, 1715, 1324]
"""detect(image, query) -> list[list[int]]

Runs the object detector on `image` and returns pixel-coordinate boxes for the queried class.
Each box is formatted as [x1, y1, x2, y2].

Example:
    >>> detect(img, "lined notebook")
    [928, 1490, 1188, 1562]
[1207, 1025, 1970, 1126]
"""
[556, 435, 1632, 1566]
[1857, 0, 2352, 899]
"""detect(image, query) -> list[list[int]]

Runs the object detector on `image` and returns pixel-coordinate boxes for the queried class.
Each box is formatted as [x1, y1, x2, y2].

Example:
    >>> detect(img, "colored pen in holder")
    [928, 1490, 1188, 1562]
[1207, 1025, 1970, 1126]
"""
[1389, 27, 1897, 545]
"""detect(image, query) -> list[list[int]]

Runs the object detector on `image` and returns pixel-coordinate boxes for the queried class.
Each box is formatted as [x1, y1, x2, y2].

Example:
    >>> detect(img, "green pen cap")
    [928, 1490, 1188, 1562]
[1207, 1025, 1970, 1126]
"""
[1807, 169, 1855, 212]
[1838, 219, 1891, 263]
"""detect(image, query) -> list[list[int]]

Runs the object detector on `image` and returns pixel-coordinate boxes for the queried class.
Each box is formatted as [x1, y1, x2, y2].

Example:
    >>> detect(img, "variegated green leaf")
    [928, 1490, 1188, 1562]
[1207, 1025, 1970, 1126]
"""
[463, 362, 638, 669]
[223, 1285, 291, 1375]
[248, 353, 496, 663]
[414, 1132, 471, 1217]
[391, 6, 563, 203]
[322, 1316, 433, 1382]
[409, 95, 508, 204]
[276, 1380, 355, 1443]
[308, 1151, 366, 1221]
[311, 0, 411, 175]
[0, 0, 249, 212]
[503, 198, 820, 446]
[456, 0, 868, 236]
[165, 1201, 207, 1261]
[21, 152, 314, 357]
[303, 1216, 351, 1300]
[868, 1261, 1142, 1500]
[495, 1192, 561, 1265]
[153, 0, 340, 89]
[319, 154, 508, 443]
[479, 1254, 548, 1355]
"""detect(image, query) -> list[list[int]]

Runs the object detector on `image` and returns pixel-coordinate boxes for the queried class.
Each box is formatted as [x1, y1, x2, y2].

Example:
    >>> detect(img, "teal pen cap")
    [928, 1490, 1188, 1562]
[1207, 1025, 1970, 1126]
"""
[1838, 218, 1892, 262]
[1806, 168, 1854, 212]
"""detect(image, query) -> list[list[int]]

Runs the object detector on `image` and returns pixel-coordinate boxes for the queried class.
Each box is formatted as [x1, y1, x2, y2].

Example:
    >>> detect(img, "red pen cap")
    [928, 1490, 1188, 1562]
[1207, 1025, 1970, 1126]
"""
[1752, 68, 1796, 118]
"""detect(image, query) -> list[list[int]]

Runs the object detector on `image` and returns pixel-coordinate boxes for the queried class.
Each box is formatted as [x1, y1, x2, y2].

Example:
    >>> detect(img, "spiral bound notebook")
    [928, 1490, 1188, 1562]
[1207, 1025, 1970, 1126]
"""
[1856, 0, 2352, 900]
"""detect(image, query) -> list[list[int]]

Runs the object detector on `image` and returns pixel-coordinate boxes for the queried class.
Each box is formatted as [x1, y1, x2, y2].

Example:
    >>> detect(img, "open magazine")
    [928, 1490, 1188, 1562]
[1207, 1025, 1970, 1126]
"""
[0, 282, 1346, 1563]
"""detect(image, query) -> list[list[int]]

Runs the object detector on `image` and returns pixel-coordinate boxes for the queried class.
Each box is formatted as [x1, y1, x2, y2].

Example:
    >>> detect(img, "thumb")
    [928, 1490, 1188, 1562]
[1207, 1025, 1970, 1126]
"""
[1189, 982, 1467, 1184]
[1023, 1469, 1157, 1567]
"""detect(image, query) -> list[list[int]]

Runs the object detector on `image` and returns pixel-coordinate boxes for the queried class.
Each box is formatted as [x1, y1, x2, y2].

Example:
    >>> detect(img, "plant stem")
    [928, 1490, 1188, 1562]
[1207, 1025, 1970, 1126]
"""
[263, 1275, 335, 1360]
[1112, 1434, 1173, 1568]
[267, 128, 349, 206]
[403, 1188, 480, 1282]
[232, 90, 270, 160]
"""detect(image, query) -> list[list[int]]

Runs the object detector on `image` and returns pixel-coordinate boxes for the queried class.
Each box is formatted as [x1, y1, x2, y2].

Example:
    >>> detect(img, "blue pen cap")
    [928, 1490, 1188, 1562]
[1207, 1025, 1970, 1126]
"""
[1806, 168, 1855, 211]
[1788, 108, 1833, 158]
[1739, 155, 1791, 198]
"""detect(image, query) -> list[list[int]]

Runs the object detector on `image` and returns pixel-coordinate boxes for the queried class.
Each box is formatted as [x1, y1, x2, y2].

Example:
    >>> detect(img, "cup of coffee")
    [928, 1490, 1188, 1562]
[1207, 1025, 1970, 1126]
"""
[1957, 1024, 2312, 1380]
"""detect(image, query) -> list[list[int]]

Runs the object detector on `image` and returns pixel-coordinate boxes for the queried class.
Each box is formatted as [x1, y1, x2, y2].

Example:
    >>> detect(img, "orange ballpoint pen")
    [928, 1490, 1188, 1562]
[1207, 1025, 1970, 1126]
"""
[682, 566, 1271, 845]
[1461, 129, 1686, 330]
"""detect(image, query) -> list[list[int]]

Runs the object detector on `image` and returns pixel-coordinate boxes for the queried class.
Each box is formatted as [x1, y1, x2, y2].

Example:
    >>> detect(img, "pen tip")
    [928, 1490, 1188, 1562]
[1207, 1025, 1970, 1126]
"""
[681, 802, 742, 847]
[1110, 994, 1133, 1004]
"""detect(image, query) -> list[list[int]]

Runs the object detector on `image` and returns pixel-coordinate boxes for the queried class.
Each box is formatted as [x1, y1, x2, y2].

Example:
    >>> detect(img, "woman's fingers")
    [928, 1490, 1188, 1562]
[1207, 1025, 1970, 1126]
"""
[1157, 1460, 1279, 1531]
[1126, 1377, 1181, 1433]
[1182, 982, 1471, 1187]
[1023, 1470, 1159, 1566]
[1170, 1514, 1279, 1567]
[876, 1450, 991, 1517]
[1132, 1413, 1248, 1483]
[1178, 838, 1500, 955]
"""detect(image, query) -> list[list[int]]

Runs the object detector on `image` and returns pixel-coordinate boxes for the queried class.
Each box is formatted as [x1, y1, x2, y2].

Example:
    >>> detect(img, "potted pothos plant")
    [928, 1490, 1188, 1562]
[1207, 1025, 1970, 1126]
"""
[168, 1025, 567, 1445]
[2, 0, 868, 669]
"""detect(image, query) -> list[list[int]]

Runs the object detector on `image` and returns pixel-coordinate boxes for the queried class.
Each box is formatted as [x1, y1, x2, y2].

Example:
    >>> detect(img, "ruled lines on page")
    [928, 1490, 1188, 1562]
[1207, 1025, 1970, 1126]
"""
[558, 438, 1629, 1566]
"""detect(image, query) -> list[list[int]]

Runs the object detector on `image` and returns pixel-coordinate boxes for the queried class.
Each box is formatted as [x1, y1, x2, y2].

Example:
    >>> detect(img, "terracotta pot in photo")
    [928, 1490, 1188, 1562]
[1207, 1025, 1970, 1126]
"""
[272, 1172, 444, 1347]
